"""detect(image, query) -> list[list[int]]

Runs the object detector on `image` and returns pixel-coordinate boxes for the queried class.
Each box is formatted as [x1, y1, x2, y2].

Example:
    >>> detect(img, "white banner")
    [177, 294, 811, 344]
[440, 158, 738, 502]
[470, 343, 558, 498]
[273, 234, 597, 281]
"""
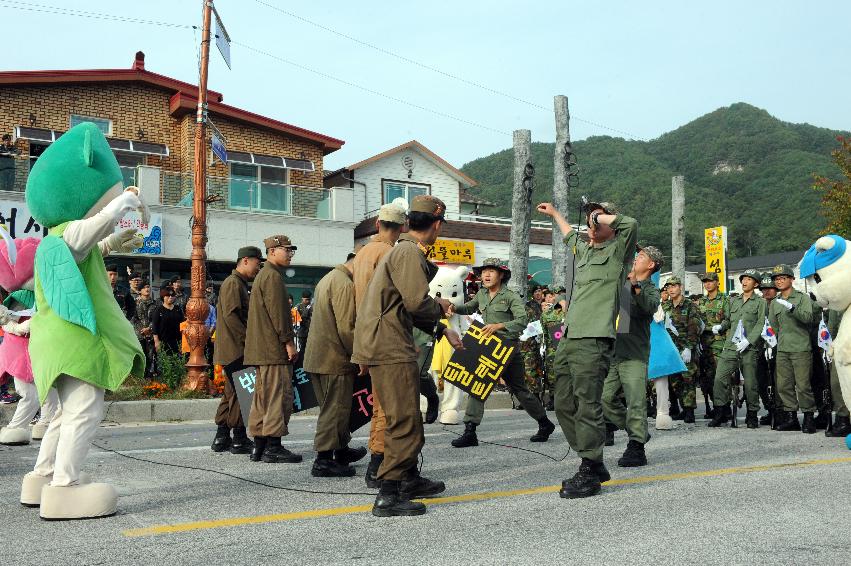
[115, 212, 163, 255]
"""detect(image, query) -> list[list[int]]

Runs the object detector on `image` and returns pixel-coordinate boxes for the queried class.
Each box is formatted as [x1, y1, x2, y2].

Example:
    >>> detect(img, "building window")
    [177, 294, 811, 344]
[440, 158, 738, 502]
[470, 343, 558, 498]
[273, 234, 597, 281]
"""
[115, 153, 144, 187]
[70, 114, 112, 136]
[383, 180, 428, 207]
[229, 163, 290, 213]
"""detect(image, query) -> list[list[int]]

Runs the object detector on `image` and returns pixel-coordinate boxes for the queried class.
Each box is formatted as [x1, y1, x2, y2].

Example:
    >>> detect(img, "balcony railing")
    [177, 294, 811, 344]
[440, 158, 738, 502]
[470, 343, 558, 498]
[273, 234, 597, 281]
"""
[362, 207, 553, 229]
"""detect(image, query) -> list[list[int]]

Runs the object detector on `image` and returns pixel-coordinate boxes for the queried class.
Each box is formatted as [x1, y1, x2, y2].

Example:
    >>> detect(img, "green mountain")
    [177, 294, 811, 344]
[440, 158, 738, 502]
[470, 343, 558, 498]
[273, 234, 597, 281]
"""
[460, 103, 847, 263]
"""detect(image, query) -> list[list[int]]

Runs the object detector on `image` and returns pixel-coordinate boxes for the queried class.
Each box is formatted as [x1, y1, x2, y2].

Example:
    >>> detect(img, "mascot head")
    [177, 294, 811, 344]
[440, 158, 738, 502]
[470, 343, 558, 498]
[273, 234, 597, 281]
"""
[428, 265, 469, 308]
[0, 226, 39, 292]
[799, 235, 851, 311]
[25, 122, 123, 229]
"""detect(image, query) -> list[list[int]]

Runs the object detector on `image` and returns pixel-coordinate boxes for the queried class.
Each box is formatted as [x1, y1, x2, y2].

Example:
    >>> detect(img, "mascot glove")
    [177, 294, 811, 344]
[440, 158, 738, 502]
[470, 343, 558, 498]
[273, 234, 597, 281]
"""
[2, 319, 29, 336]
[764, 347, 774, 361]
[106, 229, 144, 253]
[680, 348, 692, 364]
[102, 189, 150, 225]
[0, 304, 12, 326]
[711, 324, 722, 335]
[735, 338, 750, 353]
[774, 298, 794, 311]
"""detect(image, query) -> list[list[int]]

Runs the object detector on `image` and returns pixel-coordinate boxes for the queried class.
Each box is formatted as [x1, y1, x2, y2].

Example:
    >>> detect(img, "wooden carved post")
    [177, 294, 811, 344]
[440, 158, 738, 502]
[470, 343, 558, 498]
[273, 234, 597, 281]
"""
[672, 175, 686, 285]
[185, 0, 212, 391]
[508, 129, 533, 299]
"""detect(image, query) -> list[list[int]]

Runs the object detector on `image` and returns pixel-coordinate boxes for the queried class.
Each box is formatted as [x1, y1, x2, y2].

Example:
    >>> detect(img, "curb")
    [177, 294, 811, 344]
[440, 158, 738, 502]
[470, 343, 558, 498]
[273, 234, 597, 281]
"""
[0, 391, 519, 426]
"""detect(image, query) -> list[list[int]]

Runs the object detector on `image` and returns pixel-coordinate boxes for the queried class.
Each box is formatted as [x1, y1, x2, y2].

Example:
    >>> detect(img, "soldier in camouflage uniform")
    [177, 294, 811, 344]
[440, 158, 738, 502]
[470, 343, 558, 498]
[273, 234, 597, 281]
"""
[539, 290, 564, 409]
[521, 296, 546, 399]
[696, 272, 730, 418]
[661, 276, 702, 423]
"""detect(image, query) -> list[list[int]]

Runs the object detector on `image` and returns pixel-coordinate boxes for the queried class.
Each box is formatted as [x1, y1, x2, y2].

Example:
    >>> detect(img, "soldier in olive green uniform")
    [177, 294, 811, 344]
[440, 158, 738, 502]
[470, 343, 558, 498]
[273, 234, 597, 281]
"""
[602, 245, 662, 467]
[697, 272, 730, 417]
[756, 275, 780, 425]
[707, 269, 766, 428]
[521, 298, 546, 398]
[661, 276, 702, 422]
[767, 264, 816, 433]
[537, 200, 637, 499]
[450, 259, 555, 448]
[540, 289, 564, 406]
[825, 309, 851, 437]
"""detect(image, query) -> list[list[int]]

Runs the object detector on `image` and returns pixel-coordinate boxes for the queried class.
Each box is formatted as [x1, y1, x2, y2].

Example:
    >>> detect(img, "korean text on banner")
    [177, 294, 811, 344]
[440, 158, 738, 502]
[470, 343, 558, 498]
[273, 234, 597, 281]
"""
[704, 226, 728, 293]
[442, 322, 516, 402]
[427, 238, 475, 265]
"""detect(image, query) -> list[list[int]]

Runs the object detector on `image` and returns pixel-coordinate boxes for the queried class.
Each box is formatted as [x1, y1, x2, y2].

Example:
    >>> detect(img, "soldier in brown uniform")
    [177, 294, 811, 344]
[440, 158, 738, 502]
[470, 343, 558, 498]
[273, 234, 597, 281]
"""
[352, 195, 461, 517]
[352, 202, 406, 487]
[304, 253, 368, 477]
[244, 235, 301, 464]
[211, 246, 263, 454]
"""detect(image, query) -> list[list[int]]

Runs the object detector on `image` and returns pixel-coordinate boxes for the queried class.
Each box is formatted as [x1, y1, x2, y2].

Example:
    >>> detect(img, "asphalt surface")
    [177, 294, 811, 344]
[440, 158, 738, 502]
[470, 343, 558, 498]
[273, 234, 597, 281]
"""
[2, 408, 850, 565]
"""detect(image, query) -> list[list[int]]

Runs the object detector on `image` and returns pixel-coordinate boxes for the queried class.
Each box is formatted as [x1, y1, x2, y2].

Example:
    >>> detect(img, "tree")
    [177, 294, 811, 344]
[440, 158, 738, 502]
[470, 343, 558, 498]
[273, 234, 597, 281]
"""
[813, 136, 851, 236]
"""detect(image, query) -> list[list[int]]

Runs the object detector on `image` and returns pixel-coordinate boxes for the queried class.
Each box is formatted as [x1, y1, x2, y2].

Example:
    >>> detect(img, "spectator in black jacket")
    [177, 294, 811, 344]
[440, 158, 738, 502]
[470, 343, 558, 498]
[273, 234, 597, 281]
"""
[107, 264, 135, 320]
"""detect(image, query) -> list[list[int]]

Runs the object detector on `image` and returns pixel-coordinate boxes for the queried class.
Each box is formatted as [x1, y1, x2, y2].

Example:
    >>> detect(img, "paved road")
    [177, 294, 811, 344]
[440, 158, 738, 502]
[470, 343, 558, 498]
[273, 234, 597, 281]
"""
[3, 409, 850, 565]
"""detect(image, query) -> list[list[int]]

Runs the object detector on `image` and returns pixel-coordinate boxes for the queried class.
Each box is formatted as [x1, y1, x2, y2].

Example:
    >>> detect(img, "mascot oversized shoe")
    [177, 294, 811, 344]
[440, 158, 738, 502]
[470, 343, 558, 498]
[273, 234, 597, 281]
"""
[20, 471, 91, 507]
[40, 482, 117, 520]
[32, 422, 49, 440]
[0, 426, 32, 445]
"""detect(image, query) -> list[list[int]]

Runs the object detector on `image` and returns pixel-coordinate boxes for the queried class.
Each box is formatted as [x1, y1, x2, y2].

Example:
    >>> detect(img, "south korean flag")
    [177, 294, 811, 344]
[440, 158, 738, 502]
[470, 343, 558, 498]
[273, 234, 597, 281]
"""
[817, 315, 833, 363]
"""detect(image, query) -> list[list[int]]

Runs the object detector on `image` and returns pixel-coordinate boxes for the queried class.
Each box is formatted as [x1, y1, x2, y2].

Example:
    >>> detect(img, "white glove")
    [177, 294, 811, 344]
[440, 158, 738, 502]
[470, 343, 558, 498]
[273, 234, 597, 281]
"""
[711, 324, 722, 335]
[653, 306, 665, 323]
[735, 338, 750, 354]
[680, 348, 691, 364]
[0, 304, 12, 326]
[764, 347, 774, 360]
[2, 319, 30, 336]
[101, 188, 145, 220]
[775, 298, 794, 311]
[106, 228, 144, 253]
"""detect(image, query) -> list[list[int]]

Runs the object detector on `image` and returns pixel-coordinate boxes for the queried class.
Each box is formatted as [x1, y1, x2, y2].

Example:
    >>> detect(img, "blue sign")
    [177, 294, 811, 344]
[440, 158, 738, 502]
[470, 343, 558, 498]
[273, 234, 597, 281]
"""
[211, 133, 227, 164]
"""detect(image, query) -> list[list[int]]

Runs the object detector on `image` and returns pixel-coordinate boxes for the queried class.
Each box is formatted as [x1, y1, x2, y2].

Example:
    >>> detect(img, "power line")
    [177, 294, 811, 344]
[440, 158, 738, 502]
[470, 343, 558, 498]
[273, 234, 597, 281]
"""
[251, 0, 648, 140]
[0, 0, 192, 29]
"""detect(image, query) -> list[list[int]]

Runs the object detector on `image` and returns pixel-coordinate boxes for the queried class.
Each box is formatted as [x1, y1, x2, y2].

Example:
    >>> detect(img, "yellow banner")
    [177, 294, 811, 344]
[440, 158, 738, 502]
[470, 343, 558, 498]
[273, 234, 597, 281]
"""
[427, 238, 475, 265]
[704, 226, 728, 293]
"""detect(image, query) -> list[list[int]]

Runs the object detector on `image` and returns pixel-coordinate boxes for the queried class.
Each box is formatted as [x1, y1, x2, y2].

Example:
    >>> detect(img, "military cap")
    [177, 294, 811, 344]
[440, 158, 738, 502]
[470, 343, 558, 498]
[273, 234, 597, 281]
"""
[664, 276, 682, 287]
[770, 264, 795, 279]
[263, 234, 297, 251]
[237, 245, 264, 261]
[700, 272, 720, 282]
[739, 268, 761, 283]
[638, 245, 664, 271]
[378, 202, 406, 224]
[583, 200, 618, 216]
[409, 195, 447, 218]
[759, 276, 777, 290]
[472, 257, 511, 282]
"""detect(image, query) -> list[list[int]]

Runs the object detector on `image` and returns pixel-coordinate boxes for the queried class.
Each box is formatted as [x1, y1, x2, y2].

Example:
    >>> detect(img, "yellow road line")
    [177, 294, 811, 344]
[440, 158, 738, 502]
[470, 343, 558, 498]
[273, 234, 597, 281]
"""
[123, 456, 851, 538]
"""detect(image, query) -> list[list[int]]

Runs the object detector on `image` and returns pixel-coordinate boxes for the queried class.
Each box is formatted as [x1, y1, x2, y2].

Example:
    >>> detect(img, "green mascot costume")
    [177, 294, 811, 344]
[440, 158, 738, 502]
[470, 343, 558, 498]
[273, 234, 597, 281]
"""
[19, 122, 147, 520]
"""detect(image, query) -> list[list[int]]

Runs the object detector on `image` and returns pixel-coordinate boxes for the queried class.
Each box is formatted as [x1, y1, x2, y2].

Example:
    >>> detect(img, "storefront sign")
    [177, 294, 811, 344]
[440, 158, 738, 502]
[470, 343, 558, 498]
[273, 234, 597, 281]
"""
[0, 200, 48, 239]
[427, 238, 475, 265]
[704, 226, 728, 293]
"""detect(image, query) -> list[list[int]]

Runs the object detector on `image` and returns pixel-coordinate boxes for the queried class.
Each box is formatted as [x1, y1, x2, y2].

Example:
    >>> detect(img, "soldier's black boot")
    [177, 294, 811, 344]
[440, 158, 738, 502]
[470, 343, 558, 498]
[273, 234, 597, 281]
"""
[670, 397, 682, 420]
[365, 453, 383, 488]
[530, 417, 556, 442]
[249, 436, 267, 462]
[400, 468, 445, 499]
[229, 426, 254, 454]
[211, 425, 232, 452]
[372, 480, 426, 517]
[745, 411, 759, 429]
[759, 410, 774, 426]
[559, 458, 602, 499]
[825, 415, 851, 437]
[312, 451, 356, 477]
[451, 422, 478, 448]
[604, 423, 616, 446]
[683, 408, 695, 424]
[813, 410, 830, 430]
[335, 445, 367, 465]
[801, 412, 817, 434]
[261, 437, 303, 463]
[590, 460, 611, 483]
[776, 411, 801, 431]
[617, 439, 647, 467]
[707, 404, 731, 427]
[420, 376, 440, 424]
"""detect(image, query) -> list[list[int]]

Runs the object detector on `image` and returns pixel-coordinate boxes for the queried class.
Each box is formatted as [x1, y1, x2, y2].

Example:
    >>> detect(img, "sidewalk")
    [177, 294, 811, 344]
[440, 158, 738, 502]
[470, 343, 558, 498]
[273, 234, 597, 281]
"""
[0, 391, 518, 425]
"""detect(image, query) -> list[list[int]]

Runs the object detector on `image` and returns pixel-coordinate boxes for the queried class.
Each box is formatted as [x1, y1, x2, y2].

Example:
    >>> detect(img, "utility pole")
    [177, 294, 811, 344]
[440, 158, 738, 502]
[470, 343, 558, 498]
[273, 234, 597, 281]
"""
[551, 95, 571, 291]
[185, 0, 213, 392]
[671, 175, 686, 285]
[508, 129, 533, 299]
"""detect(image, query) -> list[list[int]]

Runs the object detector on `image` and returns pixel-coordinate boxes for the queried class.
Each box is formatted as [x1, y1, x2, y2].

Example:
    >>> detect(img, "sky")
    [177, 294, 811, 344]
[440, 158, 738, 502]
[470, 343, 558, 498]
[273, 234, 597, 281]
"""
[2, 0, 850, 171]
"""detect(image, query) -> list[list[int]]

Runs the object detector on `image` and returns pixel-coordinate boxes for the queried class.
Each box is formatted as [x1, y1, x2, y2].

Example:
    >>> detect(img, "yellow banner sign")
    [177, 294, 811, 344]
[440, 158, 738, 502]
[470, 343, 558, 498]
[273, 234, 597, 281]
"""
[427, 238, 475, 265]
[704, 226, 728, 293]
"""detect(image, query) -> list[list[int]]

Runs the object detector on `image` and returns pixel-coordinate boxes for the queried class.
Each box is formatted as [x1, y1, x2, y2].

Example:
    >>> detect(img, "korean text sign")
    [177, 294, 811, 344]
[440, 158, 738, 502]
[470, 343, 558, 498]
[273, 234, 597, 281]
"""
[427, 238, 475, 265]
[442, 322, 516, 401]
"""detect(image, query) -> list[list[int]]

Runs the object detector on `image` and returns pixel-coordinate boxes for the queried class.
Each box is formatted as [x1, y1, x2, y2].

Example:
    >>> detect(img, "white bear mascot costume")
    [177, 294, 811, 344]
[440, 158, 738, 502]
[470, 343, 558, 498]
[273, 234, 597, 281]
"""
[428, 265, 471, 425]
[800, 234, 851, 446]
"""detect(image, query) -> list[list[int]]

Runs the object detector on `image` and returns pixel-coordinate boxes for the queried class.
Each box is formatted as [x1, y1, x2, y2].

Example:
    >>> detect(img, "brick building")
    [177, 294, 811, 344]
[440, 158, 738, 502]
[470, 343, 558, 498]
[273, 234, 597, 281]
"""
[0, 52, 353, 295]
